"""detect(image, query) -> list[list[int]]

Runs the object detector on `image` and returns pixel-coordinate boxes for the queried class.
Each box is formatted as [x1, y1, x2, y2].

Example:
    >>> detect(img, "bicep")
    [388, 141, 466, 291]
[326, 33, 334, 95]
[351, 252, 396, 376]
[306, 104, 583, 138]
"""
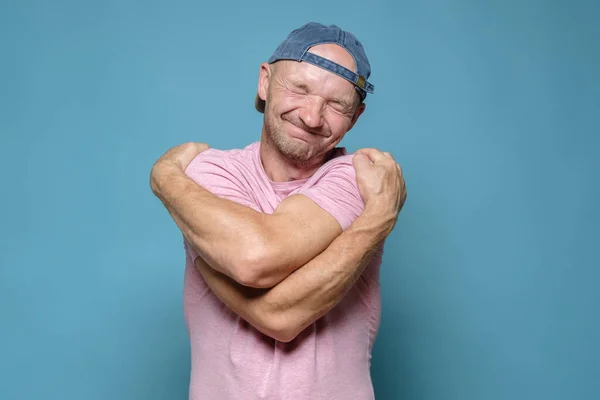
[265, 158, 364, 271]
[267, 194, 343, 269]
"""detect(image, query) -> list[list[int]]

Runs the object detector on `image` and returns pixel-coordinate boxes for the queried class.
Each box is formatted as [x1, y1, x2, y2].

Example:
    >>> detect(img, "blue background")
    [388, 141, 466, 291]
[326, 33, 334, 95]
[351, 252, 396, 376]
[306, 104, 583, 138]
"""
[1, 0, 598, 399]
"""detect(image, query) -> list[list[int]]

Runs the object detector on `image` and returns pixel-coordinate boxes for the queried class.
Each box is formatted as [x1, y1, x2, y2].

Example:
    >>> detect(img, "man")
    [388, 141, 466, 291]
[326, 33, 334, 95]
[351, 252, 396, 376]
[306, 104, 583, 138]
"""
[150, 22, 407, 399]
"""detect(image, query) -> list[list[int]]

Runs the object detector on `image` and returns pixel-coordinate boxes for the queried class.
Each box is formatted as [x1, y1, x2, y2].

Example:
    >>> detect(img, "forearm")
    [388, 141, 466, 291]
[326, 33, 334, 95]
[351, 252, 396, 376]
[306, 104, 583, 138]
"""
[196, 207, 387, 342]
[151, 161, 269, 283]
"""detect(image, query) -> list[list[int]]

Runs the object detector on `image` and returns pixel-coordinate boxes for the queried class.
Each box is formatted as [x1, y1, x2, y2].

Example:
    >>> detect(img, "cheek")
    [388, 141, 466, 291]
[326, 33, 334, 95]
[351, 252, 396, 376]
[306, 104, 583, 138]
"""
[326, 116, 353, 139]
[270, 90, 303, 114]
[283, 99, 305, 115]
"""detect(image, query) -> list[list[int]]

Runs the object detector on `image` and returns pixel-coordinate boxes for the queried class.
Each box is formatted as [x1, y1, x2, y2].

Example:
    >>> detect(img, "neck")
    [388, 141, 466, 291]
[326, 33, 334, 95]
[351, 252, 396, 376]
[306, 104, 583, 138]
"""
[259, 130, 329, 182]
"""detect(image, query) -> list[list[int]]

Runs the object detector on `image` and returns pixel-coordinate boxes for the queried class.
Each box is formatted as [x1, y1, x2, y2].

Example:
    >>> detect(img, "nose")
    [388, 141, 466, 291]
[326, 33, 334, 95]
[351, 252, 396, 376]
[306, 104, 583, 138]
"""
[298, 97, 324, 129]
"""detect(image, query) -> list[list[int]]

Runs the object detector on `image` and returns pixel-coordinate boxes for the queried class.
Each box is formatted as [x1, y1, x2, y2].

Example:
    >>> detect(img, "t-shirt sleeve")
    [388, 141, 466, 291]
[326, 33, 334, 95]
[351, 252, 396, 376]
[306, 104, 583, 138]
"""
[296, 154, 365, 231]
[182, 149, 259, 261]
[184, 149, 259, 211]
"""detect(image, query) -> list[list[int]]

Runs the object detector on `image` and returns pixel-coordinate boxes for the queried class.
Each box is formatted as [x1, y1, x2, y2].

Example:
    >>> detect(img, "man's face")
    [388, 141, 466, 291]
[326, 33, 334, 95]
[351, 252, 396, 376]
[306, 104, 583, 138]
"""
[258, 44, 366, 165]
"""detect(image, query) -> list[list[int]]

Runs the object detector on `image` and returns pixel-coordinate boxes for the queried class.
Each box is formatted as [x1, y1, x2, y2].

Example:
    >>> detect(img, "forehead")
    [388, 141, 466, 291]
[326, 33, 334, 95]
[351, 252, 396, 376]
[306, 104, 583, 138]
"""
[277, 44, 358, 104]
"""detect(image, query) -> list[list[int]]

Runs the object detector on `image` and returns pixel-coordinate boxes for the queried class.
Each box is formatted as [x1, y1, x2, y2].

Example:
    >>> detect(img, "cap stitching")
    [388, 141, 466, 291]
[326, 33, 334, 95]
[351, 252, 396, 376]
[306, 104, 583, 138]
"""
[300, 39, 360, 76]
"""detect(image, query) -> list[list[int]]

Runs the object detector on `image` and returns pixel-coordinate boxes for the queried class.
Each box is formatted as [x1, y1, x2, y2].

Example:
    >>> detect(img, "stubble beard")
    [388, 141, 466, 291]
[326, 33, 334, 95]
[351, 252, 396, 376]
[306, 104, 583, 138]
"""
[259, 65, 355, 168]
[263, 108, 324, 167]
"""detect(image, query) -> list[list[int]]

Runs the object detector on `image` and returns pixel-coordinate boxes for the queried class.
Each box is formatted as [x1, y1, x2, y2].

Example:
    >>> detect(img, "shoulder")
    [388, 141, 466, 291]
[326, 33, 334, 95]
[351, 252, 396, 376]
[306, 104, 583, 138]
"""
[297, 149, 364, 231]
[186, 142, 257, 168]
[306, 149, 358, 187]
[182, 142, 259, 195]
[184, 142, 258, 177]
[182, 142, 261, 209]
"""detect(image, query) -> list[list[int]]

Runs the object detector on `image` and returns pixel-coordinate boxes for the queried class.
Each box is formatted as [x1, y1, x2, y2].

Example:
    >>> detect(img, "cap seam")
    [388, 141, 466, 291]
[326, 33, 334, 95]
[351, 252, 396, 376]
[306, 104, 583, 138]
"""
[300, 40, 360, 76]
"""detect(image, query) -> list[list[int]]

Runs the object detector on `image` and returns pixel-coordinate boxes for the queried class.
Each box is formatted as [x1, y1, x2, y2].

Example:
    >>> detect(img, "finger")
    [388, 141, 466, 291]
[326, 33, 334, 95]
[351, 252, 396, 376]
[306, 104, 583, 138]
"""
[383, 152, 393, 159]
[396, 163, 403, 175]
[352, 152, 373, 171]
[354, 148, 387, 163]
[181, 142, 209, 158]
[174, 142, 206, 168]
[195, 143, 210, 152]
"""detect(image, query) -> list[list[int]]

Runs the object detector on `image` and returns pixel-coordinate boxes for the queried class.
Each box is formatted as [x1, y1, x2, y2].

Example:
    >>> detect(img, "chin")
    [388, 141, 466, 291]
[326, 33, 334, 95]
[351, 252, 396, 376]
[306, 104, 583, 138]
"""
[266, 117, 325, 163]
[280, 142, 314, 163]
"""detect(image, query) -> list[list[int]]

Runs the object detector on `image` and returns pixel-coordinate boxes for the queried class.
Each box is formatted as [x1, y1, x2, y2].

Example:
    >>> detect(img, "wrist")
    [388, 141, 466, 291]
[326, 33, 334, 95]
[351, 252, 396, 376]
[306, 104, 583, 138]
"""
[354, 204, 397, 242]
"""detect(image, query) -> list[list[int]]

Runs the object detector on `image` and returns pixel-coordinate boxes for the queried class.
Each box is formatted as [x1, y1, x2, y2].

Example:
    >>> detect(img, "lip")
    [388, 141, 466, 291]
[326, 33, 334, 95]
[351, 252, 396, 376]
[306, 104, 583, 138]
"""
[284, 121, 318, 141]
[285, 120, 331, 140]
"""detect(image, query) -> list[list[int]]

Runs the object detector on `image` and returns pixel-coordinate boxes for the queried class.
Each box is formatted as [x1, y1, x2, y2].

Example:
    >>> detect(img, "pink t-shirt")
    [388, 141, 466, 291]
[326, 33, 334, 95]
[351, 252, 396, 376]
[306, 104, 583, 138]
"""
[182, 142, 384, 400]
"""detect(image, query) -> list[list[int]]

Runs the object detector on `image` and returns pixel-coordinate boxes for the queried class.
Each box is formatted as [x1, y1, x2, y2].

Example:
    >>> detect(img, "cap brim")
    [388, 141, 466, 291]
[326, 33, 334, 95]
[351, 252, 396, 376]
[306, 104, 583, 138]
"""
[255, 93, 265, 113]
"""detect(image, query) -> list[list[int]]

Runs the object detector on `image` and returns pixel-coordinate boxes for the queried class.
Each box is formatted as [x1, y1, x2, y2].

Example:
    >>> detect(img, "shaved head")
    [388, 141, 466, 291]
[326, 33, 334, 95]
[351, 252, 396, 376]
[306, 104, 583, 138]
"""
[256, 43, 366, 169]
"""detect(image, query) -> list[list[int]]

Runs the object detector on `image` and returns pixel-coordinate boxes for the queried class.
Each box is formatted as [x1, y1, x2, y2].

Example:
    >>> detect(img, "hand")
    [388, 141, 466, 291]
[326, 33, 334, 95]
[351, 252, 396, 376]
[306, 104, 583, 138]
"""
[150, 142, 210, 195]
[352, 148, 407, 235]
[155, 142, 210, 171]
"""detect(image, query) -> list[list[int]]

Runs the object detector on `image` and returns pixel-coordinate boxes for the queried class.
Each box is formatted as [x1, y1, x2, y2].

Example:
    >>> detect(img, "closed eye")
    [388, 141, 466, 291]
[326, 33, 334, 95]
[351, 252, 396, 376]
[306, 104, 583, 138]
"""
[286, 80, 310, 94]
[329, 100, 353, 114]
[294, 84, 310, 94]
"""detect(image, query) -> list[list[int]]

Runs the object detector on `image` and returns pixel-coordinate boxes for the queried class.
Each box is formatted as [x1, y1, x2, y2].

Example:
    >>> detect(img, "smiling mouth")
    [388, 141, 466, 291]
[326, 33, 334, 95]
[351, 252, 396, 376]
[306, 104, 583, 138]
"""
[285, 120, 328, 138]
[286, 121, 314, 137]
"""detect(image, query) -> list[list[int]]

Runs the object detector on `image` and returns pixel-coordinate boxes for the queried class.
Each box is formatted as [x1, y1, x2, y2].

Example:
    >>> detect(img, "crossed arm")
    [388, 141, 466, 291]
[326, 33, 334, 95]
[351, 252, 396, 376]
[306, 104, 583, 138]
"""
[151, 153, 392, 341]
[193, 210, 385, 342]
[151, 158, 361, 289]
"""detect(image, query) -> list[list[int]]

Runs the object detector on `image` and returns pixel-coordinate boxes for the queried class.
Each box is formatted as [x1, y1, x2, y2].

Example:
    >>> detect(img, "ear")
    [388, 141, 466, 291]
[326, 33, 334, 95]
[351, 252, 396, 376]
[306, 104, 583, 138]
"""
[257, 62, 272, 102]
[348, 103, 366, 131]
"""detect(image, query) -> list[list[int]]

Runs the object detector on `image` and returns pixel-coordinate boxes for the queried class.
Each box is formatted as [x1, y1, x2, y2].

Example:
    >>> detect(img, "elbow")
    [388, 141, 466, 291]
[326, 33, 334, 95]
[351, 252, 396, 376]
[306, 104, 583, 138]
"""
[271, 328, 301, 343]
[256, 313, 302, 343]
[231, 246, 284, 289]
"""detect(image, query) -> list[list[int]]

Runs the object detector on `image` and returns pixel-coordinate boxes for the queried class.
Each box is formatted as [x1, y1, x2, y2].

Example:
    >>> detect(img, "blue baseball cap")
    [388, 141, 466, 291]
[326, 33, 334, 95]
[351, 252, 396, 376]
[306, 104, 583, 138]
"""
[255, 22, 375, 113]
